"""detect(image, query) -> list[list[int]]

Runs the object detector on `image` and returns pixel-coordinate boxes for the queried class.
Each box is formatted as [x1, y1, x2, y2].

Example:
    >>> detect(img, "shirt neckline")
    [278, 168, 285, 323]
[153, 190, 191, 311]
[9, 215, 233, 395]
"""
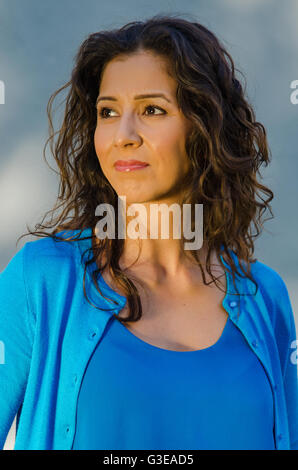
[113, 314, 232, 354]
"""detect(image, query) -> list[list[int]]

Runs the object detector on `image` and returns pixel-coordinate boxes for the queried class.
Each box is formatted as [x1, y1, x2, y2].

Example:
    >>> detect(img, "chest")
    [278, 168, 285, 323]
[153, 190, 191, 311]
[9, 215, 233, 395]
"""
[117, 282, 229, 352]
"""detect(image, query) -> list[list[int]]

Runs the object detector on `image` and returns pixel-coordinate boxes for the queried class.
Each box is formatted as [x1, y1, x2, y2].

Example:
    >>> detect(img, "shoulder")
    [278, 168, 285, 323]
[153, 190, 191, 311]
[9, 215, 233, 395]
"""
[18, 229, 92, 317]
[19, 229, 89, 286]
[22, 228, 87, 264]
[227, 249, 294, 333]
[247, 258, 295, 338]
[227, 248, 290, 300]
[249, 258, 289, 297]
[1, 231, 77, 286]
[24, 229, 80, 256]
[251, 260, 289, 303]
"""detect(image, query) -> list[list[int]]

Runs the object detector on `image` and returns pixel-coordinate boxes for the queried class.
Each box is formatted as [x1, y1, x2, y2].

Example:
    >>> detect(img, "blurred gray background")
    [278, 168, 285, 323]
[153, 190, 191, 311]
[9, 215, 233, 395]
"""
[0, 0, 297, 450]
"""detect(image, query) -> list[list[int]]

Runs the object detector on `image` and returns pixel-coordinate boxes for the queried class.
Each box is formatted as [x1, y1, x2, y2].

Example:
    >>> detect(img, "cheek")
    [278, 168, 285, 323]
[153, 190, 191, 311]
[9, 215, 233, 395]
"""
[94, 127, 109, 164]
[158, 131, 188, 165]
[93, 127, 100, 154]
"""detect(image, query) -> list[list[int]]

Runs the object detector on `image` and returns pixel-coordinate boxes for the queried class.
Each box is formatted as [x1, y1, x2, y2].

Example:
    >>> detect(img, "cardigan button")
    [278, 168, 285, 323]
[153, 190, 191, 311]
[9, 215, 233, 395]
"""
[88, 328, 99, 340]
[251, 340, 258, 348]
[277, 434, 283, 441]
[229, 301, 238, 308]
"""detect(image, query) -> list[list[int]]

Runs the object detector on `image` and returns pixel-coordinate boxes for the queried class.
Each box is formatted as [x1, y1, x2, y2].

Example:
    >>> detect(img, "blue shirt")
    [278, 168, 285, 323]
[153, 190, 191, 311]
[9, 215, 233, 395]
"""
[72, 315, 275, 450]
[0, 227, 297, 449]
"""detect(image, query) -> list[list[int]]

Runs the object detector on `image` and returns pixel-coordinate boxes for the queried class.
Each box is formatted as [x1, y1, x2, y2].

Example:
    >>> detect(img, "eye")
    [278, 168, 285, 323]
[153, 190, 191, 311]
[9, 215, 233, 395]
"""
[97, 104, 166, 119]
[143, 104, 166, 116]
[98, 107, 117, 119]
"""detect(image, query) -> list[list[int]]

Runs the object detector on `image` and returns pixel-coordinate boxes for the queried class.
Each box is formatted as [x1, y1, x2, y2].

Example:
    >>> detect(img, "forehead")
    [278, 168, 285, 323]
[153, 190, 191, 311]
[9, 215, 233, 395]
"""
[99, 51, 177, 98]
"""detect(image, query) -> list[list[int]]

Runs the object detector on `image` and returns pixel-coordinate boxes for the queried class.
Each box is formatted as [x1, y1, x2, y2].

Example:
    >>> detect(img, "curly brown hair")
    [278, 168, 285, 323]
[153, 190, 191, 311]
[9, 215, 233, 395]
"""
[18, 13, 274, 323]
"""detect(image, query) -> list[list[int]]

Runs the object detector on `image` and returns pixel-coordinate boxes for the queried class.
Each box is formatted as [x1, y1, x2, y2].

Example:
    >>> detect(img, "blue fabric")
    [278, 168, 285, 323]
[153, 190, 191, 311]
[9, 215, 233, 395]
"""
[72, 316, 275, 450]
[0, 227, 297, 449]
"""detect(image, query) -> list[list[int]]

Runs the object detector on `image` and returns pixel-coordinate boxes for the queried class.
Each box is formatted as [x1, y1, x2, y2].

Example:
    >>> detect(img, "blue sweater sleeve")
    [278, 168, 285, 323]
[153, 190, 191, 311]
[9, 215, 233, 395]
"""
[0, 245, 35, 449]
[279, 280, 298, 450]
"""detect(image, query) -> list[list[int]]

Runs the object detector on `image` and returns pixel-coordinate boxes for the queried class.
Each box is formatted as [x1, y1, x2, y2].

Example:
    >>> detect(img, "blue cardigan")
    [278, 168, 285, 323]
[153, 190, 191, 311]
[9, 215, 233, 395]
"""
[0, 228, 297, 450]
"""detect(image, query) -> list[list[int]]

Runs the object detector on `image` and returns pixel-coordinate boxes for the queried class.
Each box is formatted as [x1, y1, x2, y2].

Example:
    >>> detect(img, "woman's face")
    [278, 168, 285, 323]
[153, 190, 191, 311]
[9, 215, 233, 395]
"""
[94, 50, 192, 205]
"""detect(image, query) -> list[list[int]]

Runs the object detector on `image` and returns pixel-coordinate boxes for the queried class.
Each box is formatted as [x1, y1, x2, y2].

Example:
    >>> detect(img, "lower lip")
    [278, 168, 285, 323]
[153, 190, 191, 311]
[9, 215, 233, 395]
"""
[115, 164, 149, 172]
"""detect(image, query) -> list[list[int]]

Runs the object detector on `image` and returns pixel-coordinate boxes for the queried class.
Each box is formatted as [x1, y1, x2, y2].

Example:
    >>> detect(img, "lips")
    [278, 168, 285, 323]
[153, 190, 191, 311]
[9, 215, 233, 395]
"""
[114, 160, 149, 167]
[114, 159, 150, 172]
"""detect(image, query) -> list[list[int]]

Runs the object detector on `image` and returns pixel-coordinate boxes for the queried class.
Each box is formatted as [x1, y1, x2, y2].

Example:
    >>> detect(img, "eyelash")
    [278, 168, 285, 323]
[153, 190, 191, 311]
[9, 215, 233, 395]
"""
[97, 104, 166, 119]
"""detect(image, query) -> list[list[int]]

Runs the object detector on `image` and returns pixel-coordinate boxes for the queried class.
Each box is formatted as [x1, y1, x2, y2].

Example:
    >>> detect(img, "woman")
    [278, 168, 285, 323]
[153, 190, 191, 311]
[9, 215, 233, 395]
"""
[0, 14, 297, 450]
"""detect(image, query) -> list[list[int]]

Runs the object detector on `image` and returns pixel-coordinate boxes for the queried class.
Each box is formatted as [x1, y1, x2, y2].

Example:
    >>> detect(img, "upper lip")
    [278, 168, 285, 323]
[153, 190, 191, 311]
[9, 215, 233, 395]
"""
[114, 159, 149, 167]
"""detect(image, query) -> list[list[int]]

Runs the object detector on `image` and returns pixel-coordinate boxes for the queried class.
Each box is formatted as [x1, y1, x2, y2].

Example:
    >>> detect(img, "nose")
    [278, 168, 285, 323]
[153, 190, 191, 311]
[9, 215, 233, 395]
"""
[113, 112, 142, 148]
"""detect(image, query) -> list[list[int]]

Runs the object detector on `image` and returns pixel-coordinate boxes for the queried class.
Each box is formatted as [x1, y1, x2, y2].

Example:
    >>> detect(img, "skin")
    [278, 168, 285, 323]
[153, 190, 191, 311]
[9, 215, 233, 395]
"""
[93, 49, 225, 295]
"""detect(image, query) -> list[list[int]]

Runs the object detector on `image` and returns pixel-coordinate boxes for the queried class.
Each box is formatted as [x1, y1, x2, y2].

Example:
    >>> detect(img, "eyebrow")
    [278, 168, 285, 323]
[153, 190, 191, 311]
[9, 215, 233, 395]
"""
[96, 93, 172, 107]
